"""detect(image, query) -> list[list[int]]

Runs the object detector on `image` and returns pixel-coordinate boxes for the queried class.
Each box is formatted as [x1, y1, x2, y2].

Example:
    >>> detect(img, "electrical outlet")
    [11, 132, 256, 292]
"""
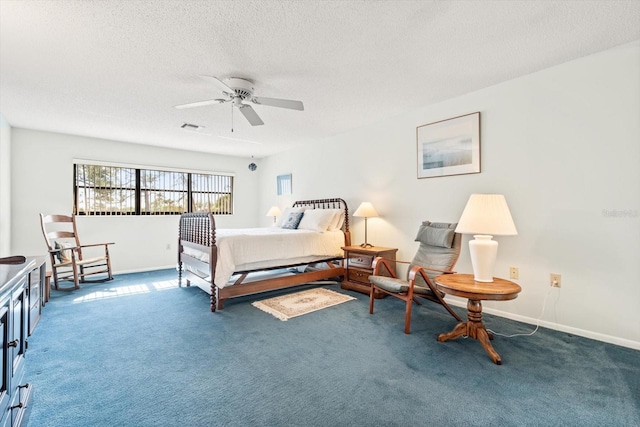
[550, 273, 561, 288]
[509, 267, 519, 280]
[166, 243, 171, 250]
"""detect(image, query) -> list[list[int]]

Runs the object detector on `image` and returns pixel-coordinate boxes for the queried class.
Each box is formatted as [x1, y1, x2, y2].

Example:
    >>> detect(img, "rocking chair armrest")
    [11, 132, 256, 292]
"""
[371, 257, 398, 278]
[48, 246, 80, 254]
[78, 242, 115, 249]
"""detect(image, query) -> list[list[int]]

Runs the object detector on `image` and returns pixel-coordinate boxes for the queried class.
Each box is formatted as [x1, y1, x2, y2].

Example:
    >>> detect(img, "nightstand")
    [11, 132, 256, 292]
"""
[341, 245, 397, 296]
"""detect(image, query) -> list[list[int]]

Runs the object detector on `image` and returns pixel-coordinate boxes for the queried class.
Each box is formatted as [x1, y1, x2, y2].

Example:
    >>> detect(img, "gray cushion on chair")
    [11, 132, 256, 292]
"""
[369, 275, 436, 296]
[410, 221, 460, 285]
[369, 275, 409, 293]
[414, 221, 456, 248]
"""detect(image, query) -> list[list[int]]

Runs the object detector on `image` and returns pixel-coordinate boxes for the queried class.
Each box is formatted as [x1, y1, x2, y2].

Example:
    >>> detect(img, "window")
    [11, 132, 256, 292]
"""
[75, 165, 136, 214]
[191, 173, 233, 214]
[277, 174, 292, 195]
[74, 163, 233, 215]
[140, 169, 188, 214]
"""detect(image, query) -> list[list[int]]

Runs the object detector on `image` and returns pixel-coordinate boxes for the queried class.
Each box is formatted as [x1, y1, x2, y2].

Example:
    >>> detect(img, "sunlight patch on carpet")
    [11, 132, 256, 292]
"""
[252, 287, 356, 321]
[71, 280, 179, 303]
[73, 284, 150, 303]
[151, 279, 180, 290]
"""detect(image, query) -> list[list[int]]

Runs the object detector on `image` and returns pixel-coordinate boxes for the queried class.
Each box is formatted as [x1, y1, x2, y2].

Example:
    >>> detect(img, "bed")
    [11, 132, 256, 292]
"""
[178, 198, 351, 311]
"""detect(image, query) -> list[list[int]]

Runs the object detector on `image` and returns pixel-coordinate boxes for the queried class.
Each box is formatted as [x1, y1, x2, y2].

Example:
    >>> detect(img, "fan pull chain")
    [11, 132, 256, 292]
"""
[231, 104, 234, 132]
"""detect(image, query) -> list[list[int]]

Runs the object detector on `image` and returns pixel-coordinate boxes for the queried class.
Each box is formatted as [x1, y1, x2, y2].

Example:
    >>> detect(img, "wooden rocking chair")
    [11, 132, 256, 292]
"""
[39, 214, 114, 290]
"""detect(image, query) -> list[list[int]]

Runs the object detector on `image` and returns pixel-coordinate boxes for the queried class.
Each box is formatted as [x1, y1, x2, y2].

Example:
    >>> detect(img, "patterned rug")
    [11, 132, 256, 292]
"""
[252, 287, 356, 321]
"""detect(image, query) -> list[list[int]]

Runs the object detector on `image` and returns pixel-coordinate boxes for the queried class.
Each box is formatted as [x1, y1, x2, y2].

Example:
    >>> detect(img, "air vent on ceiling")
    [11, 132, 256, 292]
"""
[181, 123, 204, 131]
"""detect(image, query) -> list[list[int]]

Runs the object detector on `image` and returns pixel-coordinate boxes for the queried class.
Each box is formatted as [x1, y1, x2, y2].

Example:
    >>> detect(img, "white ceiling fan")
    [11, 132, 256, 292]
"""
[174, 76, 304, 126]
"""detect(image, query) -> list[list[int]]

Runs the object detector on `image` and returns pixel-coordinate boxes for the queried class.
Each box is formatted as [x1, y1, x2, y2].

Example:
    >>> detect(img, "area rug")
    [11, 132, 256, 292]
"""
[252, 287, 356, 321]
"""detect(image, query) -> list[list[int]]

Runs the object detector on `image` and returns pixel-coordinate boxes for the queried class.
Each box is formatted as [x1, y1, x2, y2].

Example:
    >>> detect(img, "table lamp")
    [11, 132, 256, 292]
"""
[353, 202, 379, 248]
[455, 194, 517, 282]
[266, 206, 282, 224]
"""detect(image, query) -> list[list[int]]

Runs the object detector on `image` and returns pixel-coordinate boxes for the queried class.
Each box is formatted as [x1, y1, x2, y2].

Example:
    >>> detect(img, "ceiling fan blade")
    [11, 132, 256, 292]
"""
[199, 75, 235, 95]
[238, 104, 264, 126]
[174, 99, 226, 109]
[252, 96, 304, 111]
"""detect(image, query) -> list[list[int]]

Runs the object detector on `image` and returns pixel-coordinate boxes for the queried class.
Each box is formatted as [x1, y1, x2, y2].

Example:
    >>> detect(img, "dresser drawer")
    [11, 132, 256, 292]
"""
[347, 269, 371, 284]
[347, 254, 374, 269]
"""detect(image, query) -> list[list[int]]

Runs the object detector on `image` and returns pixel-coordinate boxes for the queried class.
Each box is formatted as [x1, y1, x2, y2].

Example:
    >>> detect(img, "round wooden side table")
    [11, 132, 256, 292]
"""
[434, 274, 521, 365]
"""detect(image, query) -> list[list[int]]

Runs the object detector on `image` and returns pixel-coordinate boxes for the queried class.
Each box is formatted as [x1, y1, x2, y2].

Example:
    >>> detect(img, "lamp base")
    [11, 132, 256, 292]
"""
[469, 235, 498, 282]
[360, 243, 373, 248]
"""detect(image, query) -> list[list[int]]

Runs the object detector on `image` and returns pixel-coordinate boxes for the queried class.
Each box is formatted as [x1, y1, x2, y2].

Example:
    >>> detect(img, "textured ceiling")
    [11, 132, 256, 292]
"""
[1, 1, 639, 159]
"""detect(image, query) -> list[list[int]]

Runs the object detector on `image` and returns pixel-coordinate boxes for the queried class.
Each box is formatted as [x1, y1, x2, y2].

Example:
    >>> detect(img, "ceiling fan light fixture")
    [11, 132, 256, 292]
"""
[225, 77, 255, 99]
[175, 75, 304, 127]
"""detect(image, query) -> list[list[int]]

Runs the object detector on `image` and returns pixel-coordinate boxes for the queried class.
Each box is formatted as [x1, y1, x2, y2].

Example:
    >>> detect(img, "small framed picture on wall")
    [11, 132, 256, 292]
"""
[416, 112, 481, 179]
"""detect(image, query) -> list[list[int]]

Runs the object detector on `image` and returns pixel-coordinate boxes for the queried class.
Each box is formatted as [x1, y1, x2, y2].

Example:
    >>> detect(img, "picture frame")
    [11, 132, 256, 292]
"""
[416, 112, 481, 179]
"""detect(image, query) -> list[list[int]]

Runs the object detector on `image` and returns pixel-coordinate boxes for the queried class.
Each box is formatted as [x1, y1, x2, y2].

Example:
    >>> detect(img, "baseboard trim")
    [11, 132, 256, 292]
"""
[113, 265, 176, 275]
[445, 299, 640, 351]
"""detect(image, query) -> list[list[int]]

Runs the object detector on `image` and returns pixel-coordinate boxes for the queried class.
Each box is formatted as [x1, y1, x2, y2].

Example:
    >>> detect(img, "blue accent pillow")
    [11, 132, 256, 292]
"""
[281, 212, 304, 229]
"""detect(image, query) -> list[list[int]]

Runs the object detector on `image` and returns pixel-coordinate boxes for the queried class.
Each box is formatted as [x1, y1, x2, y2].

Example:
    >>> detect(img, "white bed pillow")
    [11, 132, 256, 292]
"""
[297, 209, 336, 232]
[327, 209, 345, 231]
[276, 207, 306, 227]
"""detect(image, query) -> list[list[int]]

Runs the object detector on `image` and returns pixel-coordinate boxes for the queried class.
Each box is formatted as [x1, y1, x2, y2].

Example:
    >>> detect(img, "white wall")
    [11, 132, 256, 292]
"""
[258, 41, 640, 349]
[10, 129, 262, 273]
[0, 114, 11, 257]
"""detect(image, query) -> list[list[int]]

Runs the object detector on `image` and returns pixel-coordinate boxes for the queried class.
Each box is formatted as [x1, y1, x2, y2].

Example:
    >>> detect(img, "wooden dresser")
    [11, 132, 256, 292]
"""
[0, 256, 44, 426]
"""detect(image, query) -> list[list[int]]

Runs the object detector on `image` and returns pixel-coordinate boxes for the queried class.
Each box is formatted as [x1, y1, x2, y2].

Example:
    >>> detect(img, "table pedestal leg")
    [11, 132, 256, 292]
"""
[437, 299, 502, 365]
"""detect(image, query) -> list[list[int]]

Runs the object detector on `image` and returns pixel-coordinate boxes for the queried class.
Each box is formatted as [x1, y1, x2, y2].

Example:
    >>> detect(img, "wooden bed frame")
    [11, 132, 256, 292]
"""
[178, 198, 351, 311]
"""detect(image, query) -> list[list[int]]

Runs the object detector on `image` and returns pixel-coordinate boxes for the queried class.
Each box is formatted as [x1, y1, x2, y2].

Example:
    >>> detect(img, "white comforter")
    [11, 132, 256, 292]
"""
[183, 227, 345, 288]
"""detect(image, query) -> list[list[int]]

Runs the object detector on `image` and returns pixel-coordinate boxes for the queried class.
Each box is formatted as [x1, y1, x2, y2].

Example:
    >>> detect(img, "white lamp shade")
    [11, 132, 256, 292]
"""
[266, 206, 282, 217]
[353, 202, 379, 218]
[455, 194, 517, 236]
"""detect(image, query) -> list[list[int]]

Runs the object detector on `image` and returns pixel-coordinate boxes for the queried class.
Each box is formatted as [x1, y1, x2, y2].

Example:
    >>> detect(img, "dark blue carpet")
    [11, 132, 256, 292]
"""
[25, 269, 639, 426]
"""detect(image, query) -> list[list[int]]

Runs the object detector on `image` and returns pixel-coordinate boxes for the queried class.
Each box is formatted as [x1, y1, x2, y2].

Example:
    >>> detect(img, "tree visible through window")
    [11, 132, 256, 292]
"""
[74, 164, 233, 215]
[192, 173, 233, 214]
[140, 169, 188, 214]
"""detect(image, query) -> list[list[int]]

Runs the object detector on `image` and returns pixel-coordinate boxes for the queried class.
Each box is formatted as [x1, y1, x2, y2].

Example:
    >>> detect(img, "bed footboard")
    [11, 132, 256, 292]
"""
[178, 212, 218, 311]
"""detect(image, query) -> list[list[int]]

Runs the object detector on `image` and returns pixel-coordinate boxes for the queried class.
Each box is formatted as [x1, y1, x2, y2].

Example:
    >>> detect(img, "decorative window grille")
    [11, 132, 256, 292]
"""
[140, 170, 188, 214]
[191, 173, 233, 214]
[74, 163, 233, 215]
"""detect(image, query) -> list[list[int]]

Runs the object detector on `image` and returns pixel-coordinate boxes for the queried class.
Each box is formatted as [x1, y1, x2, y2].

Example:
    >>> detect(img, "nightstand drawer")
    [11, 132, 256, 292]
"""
[347, 255, 374, 269]
[341, 245, 397, 297]
[347, 269, 371, 284]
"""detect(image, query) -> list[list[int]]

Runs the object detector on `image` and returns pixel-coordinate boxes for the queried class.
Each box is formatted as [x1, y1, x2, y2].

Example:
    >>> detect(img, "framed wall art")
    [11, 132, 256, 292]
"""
[416, 112, 481, 179]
